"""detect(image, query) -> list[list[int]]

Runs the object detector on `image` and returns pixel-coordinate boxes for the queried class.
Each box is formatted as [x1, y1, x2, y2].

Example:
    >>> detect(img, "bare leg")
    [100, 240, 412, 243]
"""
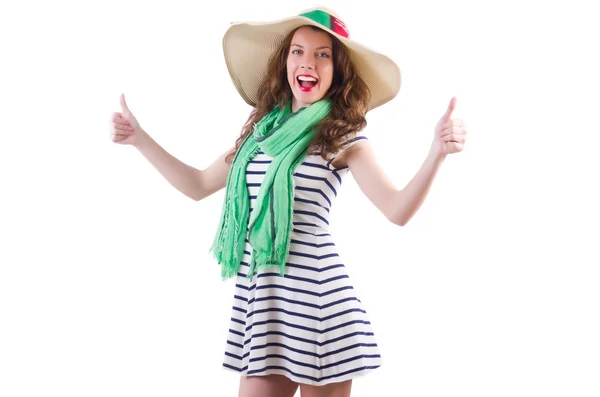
[238, 374, 299, 397]
[300, 379, 352, 397]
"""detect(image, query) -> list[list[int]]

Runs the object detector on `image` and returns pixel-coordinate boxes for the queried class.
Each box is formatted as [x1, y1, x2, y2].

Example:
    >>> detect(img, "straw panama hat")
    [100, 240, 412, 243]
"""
[222, 7, 401, 111]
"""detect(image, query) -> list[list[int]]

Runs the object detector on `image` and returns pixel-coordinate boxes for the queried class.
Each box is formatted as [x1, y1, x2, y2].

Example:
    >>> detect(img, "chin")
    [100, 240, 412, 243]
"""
[294, 92, 325, 105]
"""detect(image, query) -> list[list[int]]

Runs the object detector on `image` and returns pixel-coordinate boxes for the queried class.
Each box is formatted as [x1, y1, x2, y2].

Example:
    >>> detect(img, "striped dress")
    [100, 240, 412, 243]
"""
[222, 132, 382, 386]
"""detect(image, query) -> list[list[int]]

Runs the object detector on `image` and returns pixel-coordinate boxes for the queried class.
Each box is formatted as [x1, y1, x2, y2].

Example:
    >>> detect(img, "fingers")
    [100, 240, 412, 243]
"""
[111, 112, 131, 125]
[110, 126, 132, 143]
[439, 120, 467, 139]
[113, 122, 134, 132]
[440, 119, 466, 129]
[440, 133, 466, 144]
[109, 112, 134, 144]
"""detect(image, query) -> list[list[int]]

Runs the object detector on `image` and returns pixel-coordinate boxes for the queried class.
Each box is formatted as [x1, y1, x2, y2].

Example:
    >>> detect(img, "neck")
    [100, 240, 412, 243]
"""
[291, 98, 308, 113]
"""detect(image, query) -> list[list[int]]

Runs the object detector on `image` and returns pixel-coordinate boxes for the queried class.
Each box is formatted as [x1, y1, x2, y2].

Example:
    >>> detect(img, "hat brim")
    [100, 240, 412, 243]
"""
[222, 14, 401, 112]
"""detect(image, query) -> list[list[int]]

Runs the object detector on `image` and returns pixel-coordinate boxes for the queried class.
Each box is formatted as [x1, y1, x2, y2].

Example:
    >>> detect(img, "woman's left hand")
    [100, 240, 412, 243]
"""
[431, 96, 467, 157]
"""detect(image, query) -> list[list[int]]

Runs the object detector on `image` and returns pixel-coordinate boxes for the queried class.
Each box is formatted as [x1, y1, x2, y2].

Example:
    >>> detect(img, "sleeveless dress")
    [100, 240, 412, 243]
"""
[221, 132, 382, 386]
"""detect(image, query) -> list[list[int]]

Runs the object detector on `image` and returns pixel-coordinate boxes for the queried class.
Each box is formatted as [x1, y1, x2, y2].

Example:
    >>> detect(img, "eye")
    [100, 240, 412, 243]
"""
[317, 52, 331, 59]
[291, 49, 302, 55]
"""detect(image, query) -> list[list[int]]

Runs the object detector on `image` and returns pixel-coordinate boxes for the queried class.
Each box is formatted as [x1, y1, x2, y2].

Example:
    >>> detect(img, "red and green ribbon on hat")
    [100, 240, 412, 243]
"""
[300, 9, 350, 38]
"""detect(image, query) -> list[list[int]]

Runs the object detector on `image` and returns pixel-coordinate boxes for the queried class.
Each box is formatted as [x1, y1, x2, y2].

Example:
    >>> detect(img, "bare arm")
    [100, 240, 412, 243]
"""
[341, 140, 445, 226]
[134, 131, 233, 201]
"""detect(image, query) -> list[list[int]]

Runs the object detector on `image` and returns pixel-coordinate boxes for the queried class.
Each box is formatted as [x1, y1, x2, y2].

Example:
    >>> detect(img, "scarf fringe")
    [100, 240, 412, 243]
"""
[246, 244, 289, 280]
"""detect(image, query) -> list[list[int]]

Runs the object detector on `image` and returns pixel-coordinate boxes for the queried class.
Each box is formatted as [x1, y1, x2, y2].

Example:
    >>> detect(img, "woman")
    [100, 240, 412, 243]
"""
[109, 7, 467, 397]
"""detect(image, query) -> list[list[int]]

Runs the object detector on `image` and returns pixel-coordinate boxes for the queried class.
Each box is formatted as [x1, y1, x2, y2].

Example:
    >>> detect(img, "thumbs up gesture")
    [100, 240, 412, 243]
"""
[431, 97, 467, 157]
[109, 93, 147, 146]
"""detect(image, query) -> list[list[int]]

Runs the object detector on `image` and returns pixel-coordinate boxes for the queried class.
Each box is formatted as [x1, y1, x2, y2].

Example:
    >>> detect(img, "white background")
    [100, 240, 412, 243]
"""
[1, 0, 599, 396]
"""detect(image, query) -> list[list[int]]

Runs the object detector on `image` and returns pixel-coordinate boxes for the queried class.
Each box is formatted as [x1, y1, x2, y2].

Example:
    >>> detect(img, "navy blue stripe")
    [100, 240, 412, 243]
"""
[320, 364, 380, 382]
[249, 195, 257, 199]
[261, 272, 316, 284]
[246, 170, 266, 175]
[294, 197, 330, 212]
[224, 351, 243, 361]
[290, 239, 335, 248]
[292, 228, 331, 237]
[320, 296, 359, 309]
[236, 272, 349, 286]
[244, 296, 359, 312]
[322, 319, 371, 333]
[321, 308, 366, 322]
[288, 251, 339, 260]
[332, 169, 342, 184]
[319, 354, 381, 370]
[240, 257, 353, 272]
[229, 328, 245, 337]
[320, 342, 378, 358]
[346, 135, 368, 145]
[251, 283, 351, 299]
[250, 159, 272, 164]
[255, 283, 319, 297]
[300, 161, 330, 170]
[292, 222, 319, 228]
[320, 285, 354, 297]
[293, 172, 337, 196]
[320, 274, 350, 284]
[247, 307, 320, 321]
[320, 331, 374, 346]
[247, 340, 378, 360]
[222, 362, 243, 371]
[234, 294, 248, 303]
[242, 330, 374, 348]
[244, 330, 321, 346]
[231, 317, 245, 326]
[246, 306, 365, 322]
[232, 306, 247, 314]
[250, 342, 319, 357]
[249, 353, 319, 370]
[326, 157, 334, 169]
[285, 262, 344, 273]
[246, 318, 370, 334]
[248, 353, 380, 372]
[248, 296, 320, 309]
[226, 362, 381, 383]
[247, 318, 320, 334]
[295, 186, 332, 207]
[247, 183, 261, 187]
[293, 210, 329, 225]
[226, 340, 243, 349]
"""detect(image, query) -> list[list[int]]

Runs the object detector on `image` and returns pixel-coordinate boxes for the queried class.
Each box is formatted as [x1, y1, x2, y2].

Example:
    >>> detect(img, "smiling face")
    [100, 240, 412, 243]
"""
[286, 26, 334, 112]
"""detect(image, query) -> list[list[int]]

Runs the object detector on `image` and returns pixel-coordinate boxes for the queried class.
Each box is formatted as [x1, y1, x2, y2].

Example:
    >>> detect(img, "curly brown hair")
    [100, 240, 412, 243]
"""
[225, 25, 371, 164]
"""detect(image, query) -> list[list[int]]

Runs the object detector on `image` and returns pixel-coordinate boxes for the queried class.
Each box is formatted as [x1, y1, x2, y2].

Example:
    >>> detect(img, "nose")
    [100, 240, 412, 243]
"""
[300, 53, 315, 70]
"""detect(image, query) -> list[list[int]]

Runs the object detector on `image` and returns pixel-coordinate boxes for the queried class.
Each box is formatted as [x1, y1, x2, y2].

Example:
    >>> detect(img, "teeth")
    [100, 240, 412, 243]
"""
[298, 76, 317, 82]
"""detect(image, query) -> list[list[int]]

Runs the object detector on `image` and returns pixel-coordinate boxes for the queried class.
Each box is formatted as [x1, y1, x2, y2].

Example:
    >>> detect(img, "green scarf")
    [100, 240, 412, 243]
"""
[210, 99, 332, 280]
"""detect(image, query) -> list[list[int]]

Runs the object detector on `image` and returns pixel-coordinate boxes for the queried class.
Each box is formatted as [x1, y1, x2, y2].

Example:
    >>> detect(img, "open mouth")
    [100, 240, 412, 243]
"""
[297, 75, 319, 91]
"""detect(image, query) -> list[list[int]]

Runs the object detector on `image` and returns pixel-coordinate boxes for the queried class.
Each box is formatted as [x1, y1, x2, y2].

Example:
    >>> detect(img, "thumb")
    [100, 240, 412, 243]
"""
[440, 96, 457, 122]
[120, 93, 131, 116]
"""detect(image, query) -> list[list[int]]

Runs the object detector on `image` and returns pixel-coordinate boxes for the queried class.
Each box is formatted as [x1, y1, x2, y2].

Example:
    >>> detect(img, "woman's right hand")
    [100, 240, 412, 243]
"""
[109, 93, 147, 146]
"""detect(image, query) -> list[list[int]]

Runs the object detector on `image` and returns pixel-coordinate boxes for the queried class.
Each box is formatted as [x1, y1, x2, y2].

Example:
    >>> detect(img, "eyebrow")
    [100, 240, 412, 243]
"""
[291, 43, 332, 50]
